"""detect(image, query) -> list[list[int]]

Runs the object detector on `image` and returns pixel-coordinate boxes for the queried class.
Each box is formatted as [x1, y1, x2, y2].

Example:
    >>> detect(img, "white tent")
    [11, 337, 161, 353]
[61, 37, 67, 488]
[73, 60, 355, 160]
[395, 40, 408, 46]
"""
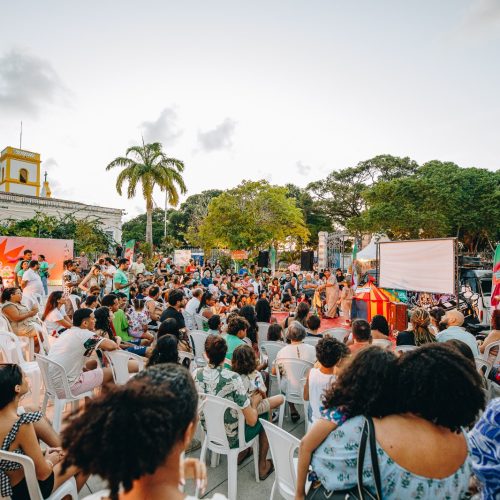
[356, 234, 391, 261]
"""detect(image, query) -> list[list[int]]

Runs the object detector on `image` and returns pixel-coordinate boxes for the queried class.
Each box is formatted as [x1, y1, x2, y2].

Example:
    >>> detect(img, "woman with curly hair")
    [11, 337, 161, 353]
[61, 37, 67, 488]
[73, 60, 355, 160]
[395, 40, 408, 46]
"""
[296, 343, 485, 500]
[62, 364, 224, 500]
[396, 307, 436, 347]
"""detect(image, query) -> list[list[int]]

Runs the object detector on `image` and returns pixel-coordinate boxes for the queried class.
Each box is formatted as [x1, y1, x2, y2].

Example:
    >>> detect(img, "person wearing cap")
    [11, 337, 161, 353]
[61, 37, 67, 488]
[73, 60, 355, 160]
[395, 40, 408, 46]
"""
[436, 309, 479, 356]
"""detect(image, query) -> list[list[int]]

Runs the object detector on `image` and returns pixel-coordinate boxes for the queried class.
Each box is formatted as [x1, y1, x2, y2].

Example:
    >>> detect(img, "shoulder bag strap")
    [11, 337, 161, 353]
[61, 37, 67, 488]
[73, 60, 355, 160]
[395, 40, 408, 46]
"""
[356, 419, 369, 499]
[367, 417, 383, 500]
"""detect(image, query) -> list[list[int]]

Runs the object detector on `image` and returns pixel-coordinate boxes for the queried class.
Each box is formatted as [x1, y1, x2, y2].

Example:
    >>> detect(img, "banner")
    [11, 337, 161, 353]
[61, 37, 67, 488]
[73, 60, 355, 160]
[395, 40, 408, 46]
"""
[0, 236, 74, 286]
[492, 244, 500, 308]
[174, 249, 191, 267]
[124, 240, 135, 263]
[231, 250, 248, 261]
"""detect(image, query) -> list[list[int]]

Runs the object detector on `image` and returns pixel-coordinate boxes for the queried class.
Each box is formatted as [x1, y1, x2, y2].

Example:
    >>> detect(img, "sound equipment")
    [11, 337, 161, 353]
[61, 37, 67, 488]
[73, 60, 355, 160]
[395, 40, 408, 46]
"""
[300, 250, 314, 271]
[258, 251, 269, 268]
[389, 302, 408, 332]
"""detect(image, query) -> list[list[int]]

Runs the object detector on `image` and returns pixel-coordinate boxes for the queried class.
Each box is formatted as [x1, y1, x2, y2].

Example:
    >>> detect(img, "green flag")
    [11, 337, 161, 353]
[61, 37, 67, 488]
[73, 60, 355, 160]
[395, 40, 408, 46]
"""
[124, 240, 135, 263]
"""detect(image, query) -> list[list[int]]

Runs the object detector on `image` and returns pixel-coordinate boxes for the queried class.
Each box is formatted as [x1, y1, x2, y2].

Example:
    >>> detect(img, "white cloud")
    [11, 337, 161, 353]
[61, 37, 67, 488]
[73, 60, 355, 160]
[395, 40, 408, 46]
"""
[296, 161, 312, 176]
[0, 49, 70, 117]
[197, 118, 236, 152]
[459, 0, 500, 35]
[140, 107, 182, 145]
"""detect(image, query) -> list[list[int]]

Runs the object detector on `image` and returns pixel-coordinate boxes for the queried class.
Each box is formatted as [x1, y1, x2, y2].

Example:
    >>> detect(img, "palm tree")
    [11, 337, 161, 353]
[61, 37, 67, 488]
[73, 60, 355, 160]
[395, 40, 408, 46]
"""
[106, 142, 186, 246]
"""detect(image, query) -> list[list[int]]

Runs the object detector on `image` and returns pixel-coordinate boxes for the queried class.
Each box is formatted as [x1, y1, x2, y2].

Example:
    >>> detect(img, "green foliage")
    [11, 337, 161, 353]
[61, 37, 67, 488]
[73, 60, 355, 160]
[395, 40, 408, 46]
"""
[0, 212, 112, 255]
[122, 209, 168, 247]
[308, 155, 418, 229]
[106, 142, 186, 245]
[349, 161, 500, 252]
[196, 180, 309, 251]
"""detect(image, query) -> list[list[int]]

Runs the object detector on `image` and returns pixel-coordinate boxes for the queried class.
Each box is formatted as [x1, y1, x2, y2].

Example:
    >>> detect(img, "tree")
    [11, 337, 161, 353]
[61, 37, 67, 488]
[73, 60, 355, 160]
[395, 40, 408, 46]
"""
[196, 180, 309, 250]
[106, 142, 186, 245]
[122, 208, 169, 247]
[285, 184, 331, 245]
[307, 155, 419, 229]
[349, 161, 500, 252]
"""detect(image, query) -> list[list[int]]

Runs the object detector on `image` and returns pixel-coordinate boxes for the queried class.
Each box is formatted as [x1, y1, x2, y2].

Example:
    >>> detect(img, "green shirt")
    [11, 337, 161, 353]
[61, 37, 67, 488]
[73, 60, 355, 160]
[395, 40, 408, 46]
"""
[113, 309, 131, 342]
[38, 262, 49, 278]
[113, 269, 129, 297]
[223, 334, 245, 369]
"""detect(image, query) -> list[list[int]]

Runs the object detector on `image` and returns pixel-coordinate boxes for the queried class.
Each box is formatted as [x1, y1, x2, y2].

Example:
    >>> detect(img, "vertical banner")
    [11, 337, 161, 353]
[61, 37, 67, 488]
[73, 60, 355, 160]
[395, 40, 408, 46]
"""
[124, 240, 135, 263]
[0, 236, 73, 286]
[492, 244, 500, 308]
[174, 249, 192, 267]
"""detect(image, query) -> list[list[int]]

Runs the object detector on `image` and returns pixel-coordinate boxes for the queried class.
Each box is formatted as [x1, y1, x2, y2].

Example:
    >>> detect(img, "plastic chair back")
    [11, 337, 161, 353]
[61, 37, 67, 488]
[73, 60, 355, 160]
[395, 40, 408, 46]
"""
[0, 449, 78, 500]
[260, 419, 309, 499]
[475, 357, 492, 378]
[260, 341, 286, 373]
[276, 357, 313, 404]
[190, 331, 208, 366]
[0, 331, 27, 364]
[36, 322, 52, 356]
[103, 350, 144, 384]
[257, 322, 270, 345]
[194, 314, 205, 330]
[321, 328, 349, 342]
[303, 336, 320, 347]
[0, 312, 14, 332]
[199, 393, 246, 453]
[183, 310, 196, 331]
[179, 350, 195, 369]
[481, 340, 500, 366]
[372, 338, 393, 350]
[35, 354, 75, 399]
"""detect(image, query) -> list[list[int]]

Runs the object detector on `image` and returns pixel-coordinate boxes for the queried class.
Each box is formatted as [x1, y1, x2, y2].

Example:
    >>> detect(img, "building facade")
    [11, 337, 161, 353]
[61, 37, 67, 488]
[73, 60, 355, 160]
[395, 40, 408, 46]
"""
[0, 146, 123, 242]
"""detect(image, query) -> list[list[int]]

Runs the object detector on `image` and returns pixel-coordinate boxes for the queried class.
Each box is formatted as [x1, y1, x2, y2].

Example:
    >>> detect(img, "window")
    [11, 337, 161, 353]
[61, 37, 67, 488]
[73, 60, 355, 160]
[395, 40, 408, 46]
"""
[19, 168, 28, 183]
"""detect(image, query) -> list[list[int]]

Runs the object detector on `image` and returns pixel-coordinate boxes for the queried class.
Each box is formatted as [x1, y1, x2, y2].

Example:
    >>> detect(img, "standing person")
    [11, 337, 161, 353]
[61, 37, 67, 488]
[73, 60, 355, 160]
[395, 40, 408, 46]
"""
[78, 265, 104, 294]
[128, 255, 145, 278]
[79, 252, 89, 276]
[20, 261, 44, 303]
[102, 257, 116, 294]
[37, 255, 50, 296]
[62, 260, 81, 298]
[323, 269, 340, 319]
[113, 258, 130, 298]
[338, 280, 354, 325]
[14, 250, 32, 286]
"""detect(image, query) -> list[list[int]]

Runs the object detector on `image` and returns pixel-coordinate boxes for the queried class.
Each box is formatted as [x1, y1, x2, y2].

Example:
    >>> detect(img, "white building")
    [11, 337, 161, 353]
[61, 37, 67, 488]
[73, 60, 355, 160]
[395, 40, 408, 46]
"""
[0, 146, 123, 242]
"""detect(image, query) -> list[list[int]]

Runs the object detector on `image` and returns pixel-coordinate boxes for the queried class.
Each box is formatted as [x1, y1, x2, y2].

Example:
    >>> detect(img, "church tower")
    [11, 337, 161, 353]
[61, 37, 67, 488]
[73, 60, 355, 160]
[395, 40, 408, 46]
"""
[0, 147, 41, 196]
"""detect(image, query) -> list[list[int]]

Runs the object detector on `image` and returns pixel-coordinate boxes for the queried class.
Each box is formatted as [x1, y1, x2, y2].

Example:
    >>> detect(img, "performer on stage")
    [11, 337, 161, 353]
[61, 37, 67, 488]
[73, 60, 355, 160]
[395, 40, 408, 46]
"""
[323, 269, 340, 318]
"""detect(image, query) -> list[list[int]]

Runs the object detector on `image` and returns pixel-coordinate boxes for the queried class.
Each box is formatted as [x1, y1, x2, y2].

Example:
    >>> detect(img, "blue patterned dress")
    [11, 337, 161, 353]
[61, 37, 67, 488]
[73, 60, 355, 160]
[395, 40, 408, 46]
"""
[311, 415, 473, 499]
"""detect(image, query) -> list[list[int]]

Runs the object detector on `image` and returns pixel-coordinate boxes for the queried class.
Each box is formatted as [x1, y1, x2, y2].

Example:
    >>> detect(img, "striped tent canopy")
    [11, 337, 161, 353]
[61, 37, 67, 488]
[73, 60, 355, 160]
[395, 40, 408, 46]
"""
[354, 283, 390, 321]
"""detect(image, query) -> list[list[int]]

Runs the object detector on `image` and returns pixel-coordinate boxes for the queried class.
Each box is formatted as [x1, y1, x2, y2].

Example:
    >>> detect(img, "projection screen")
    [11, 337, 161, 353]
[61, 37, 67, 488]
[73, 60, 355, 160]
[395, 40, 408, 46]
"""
[378, 238, 456, 294]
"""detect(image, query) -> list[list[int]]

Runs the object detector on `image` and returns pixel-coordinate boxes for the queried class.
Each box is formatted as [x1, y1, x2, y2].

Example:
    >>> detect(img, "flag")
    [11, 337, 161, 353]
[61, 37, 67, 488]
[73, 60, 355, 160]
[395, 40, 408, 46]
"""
[351, 240, 358, 287]
[124, 240, 135, 263]
[492, 244, 500, 308]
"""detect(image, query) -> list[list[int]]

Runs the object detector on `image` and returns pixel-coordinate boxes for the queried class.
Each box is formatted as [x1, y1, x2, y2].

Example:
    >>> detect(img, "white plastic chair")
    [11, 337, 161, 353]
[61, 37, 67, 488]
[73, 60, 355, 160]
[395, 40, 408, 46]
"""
[257, 322, 270, 345]
[0, 449, 78, 500]
[183, 310, 196, 331]
[102, 350, 144, 384]
[189, 330, 208, 367]
[276, 358, 313, 430]
[475, 357, 492, 378]
[394, 345, 418, 353]
[194, 314, 206, 330]
[35, 354, 93, 432]
[0, 312, 34, 361]
[259, 418, 311, 500]
[35, 322, 52, 356]
[0, 331, 42, 408]
[198, 393, 260, 500]
[321, 328, 349, 342]
[372, 338, 393, 350]
[260, 341, 286, 389]
[303, 336, 320, 347]
[480, 340, 500, 366]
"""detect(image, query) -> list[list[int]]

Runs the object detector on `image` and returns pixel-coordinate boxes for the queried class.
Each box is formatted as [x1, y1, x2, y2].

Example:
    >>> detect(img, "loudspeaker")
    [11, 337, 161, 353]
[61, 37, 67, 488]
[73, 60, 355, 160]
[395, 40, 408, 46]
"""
[301, 250, 314, 271]
[258, 251, 269, 268]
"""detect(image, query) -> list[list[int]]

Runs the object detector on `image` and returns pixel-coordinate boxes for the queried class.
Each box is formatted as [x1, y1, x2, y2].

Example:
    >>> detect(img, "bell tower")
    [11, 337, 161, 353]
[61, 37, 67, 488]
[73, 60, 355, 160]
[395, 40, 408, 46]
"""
[0, 147, 41, 196]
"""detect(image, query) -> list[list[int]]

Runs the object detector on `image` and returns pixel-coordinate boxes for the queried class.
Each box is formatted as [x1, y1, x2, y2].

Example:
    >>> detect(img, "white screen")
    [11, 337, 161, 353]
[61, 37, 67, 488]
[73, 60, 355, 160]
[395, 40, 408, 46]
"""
[379, 239, 455, 294]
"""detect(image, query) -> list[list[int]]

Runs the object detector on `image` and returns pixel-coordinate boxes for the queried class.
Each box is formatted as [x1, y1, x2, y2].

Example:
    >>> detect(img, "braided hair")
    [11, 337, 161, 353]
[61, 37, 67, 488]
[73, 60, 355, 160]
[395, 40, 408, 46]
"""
[410, 308, 436, 346]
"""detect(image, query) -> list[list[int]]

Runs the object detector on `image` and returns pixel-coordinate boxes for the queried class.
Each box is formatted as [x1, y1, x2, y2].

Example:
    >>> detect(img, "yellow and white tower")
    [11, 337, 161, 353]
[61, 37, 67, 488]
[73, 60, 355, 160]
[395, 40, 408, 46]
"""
[0, 147, 41, 196]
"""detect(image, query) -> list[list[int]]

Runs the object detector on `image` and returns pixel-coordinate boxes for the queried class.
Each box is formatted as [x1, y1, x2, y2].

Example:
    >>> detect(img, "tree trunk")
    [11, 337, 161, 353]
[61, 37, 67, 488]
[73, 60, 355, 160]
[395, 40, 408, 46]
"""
[146, 200, 153, 246]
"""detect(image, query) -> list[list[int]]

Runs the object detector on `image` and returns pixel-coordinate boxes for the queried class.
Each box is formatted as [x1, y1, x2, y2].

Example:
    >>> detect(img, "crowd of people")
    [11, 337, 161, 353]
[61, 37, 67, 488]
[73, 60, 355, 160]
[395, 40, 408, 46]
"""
[0, 250, 499, 499]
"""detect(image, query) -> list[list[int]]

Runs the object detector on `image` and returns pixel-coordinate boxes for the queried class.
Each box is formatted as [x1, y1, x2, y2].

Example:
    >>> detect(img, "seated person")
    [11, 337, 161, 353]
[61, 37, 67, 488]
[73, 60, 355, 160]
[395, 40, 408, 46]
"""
[207, 315, 222, 335]
[223, 315, 249, 368]
[194, 336, 274, 479]
[158, 318, 192, 353]
[370, 314, 390, 340]
[0, 287, 39, 339]
[267, 323, 284, 342]
[61, 364, 220, 500]
[306, 315, 322, 337]
[47, 308, 119, 397]
[0, 364, 88, 499]
[436, 309, 479, 356]
[348, 319, 372, 355]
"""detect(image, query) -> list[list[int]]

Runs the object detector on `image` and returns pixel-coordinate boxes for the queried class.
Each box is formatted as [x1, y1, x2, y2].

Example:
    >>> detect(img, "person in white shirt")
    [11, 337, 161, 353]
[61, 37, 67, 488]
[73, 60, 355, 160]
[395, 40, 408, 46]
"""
[47, 308, 118, 397]
[184, 288, 203, 330]
[21, 260, 44, 299]
[42, 291, 72, 335]
[128, 255, 146, 277]
[103, 257, 117, 293]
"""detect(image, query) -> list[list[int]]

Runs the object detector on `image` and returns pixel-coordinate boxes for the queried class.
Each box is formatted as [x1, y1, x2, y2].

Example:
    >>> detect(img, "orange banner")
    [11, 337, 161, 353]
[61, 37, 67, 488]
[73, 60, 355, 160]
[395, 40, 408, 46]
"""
[231, 250, 248, 260]
[0, 236, 74, 287]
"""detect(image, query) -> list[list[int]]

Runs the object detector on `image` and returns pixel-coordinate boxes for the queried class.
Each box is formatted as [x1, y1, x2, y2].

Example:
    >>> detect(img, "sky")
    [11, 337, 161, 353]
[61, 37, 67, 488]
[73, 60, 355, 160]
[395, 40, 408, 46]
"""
[0, 0, 499, 221]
